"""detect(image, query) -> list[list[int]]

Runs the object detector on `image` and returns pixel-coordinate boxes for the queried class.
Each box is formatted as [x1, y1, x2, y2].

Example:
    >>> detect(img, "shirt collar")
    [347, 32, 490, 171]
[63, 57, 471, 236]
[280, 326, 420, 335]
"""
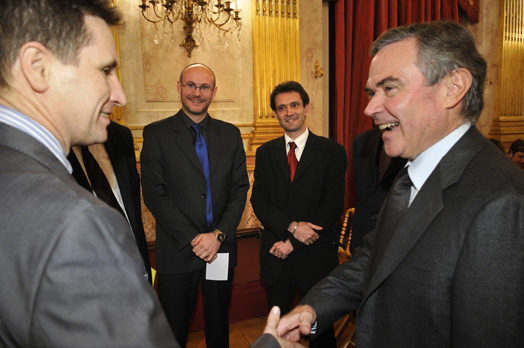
[285, 127, 309, 151]
[181, 110, 209, 130]
[0, 105, 72, 173]
[408, 122, 472, 193]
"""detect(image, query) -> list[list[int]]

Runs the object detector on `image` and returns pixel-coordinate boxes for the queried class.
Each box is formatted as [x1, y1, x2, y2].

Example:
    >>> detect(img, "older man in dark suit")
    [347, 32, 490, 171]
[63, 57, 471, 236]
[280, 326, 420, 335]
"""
[251, 81, 347, 348]
[141, 63, 249, 348]
[272, 21, 524, 348]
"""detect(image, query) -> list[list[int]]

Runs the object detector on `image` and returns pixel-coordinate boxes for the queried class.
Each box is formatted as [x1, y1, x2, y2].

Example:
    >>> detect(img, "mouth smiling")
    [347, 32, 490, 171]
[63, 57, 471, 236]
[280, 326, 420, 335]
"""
[189, 98, 205, 104]
[379, 122, 399, 132]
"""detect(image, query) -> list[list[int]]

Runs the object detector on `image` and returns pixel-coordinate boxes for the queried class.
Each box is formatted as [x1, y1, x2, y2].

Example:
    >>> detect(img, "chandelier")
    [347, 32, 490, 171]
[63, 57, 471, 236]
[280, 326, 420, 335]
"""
[139, 0, 242, 57]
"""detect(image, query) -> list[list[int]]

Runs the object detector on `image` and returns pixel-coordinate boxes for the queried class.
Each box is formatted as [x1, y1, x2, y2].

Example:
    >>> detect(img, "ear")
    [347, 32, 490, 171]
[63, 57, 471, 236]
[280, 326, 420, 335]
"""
[443, 68, 473, 110]
[18, 42, 49, 93]
[304, 103, 310, 115]
[177, 80, 182, 94]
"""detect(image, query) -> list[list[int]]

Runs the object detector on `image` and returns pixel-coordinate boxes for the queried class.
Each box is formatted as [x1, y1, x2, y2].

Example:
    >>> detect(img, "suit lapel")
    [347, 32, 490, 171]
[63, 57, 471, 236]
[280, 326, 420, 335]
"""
[362, 126, 484, 302]
[363, 171, 444, 299]
[68, 150, 92, 191]
[292, 132, 320, 184]
[105, 123, 134, 221]
[208, 117, 222, 176]
[272, 136, 290, 183]
[171, 112, 204, 175]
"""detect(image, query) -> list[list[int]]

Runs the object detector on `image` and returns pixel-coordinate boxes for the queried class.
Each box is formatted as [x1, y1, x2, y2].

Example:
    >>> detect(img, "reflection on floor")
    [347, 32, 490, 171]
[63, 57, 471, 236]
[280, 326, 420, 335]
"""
[186, 314, 356, 348]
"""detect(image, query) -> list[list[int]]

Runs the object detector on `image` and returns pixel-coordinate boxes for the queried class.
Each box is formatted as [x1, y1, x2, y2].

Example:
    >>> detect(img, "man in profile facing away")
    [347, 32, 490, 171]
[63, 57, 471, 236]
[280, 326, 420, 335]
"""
[270, 20, 524, 348]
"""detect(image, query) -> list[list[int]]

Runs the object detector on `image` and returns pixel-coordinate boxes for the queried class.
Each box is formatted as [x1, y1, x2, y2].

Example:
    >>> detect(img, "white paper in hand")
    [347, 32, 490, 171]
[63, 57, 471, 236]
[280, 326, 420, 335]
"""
[205, 253, 229, 281]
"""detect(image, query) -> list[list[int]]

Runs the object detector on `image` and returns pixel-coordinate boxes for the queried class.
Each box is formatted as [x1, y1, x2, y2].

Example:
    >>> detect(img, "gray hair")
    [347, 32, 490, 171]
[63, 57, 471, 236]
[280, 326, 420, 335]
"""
[370, 21, 487, 123]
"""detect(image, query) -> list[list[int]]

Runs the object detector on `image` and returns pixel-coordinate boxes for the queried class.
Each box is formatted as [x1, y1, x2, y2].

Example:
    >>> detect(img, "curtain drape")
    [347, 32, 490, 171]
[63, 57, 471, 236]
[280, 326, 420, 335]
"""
[331, 0, 461, 210]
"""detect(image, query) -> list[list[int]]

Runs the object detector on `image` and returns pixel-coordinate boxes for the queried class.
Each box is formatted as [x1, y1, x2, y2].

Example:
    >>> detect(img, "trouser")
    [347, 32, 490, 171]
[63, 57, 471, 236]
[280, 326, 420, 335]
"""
[158, 268, 234, 348]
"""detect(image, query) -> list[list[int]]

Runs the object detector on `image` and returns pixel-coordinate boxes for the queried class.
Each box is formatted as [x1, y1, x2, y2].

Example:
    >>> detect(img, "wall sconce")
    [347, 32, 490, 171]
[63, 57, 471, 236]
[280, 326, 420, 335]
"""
[139, 0, 242, 57]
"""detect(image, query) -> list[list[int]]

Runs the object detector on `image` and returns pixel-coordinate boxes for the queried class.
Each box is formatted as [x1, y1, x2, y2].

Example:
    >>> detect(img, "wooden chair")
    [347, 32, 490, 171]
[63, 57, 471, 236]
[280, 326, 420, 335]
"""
[335, 208, 356, 347]
[338, 208, 355, 262]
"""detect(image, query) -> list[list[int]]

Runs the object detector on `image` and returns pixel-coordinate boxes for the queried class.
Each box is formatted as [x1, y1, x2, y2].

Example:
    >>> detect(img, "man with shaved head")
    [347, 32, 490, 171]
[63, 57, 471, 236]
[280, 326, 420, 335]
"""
[141, 63, 249, 348]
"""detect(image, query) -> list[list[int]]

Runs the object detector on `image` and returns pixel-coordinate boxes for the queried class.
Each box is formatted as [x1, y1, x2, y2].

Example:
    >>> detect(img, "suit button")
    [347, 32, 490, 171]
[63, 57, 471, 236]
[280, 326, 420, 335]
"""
[371, 214, 378, 220]
[201, 193, 206, 198]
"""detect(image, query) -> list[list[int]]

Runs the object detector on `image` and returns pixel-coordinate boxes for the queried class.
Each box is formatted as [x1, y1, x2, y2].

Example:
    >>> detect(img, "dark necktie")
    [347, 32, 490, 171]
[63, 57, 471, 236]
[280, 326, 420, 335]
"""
[80, 146, 125, 217]
[192, 124, 213, 227]
[381, 166, 412, 231]
[288, 142, 298, 182]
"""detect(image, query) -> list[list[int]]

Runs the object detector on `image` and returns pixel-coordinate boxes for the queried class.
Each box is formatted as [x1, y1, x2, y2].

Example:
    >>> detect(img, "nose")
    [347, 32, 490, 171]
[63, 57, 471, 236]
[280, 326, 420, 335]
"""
[364, 95, 383, 118]
[110, 76, 127, 107]
[192, 87, 203, 96]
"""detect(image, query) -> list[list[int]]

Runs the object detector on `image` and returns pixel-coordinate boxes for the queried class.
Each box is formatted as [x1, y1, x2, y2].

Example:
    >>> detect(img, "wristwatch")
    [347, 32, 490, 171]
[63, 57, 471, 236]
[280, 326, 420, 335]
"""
[213, 229, 226, 243]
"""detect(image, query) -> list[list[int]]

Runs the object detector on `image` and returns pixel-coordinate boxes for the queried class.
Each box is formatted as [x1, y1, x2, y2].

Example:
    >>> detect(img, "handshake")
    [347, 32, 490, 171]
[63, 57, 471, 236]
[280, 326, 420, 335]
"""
[255, 305, 317, 348]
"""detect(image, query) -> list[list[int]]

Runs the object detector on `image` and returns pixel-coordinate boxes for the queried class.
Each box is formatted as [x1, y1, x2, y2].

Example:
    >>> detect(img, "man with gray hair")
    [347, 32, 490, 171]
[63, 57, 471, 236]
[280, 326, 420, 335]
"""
[272, 20, 524, 347]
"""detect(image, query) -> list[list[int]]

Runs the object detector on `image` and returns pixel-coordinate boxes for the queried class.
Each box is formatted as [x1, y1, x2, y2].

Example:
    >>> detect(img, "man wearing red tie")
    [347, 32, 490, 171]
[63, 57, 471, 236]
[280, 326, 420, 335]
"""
[251, 81, 347, 348]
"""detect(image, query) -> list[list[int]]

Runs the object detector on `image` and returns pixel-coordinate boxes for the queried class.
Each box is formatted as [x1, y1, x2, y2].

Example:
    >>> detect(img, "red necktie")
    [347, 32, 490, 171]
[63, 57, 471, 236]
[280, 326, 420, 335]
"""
[288, 142, 298, 182]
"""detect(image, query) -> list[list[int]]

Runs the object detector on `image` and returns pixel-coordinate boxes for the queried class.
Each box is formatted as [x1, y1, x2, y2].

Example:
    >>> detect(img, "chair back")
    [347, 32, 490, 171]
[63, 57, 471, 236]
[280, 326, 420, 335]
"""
[338, 208, 355, 261]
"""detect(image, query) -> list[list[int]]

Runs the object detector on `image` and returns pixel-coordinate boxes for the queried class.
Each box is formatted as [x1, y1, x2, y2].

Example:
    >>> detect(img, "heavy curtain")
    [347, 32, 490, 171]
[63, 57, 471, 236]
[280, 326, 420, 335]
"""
[331, 0, 464, 209]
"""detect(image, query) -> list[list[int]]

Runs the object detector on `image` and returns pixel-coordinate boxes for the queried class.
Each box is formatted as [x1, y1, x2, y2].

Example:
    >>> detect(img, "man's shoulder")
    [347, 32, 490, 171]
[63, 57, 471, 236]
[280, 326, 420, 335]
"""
[210, 117, 241, 133]
[444, 133, 524, 197]
[354, 127, 380, 144]
[309, 133, 346, 154]
[108, 120, 131, 134]
[145, 113, 178, 130]
[0, 148, 120, 229]
[257, 136, 283, 153]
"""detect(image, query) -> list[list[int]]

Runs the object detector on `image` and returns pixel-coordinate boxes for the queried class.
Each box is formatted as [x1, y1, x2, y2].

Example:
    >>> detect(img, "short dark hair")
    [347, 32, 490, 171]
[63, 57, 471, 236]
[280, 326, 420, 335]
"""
[270, 81, 310, 111]
[370, 21, 487, 123]
[0, 0, 122, 88]
[510, 138, 524, 155]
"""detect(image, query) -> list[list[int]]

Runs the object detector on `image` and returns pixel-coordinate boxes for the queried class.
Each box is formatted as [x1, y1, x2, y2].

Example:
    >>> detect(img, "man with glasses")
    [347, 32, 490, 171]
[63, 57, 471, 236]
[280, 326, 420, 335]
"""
[141, 63, 249, 348]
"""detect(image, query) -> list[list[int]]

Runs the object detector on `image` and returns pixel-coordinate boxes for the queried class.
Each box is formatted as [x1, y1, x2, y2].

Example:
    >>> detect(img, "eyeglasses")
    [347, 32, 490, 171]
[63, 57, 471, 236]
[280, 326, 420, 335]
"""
[181, 82, 213, 93]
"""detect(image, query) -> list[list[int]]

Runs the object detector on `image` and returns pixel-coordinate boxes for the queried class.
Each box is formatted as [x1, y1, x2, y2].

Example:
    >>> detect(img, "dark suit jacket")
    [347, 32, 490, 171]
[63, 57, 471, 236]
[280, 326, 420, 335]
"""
[352, 128, 406, 252]
[303, 127, 524, 347]
[0, 122, 178, 347]
[68, 121, 152, 282]
[251, 132, 347, 291]
[140, 110, 249, 274]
